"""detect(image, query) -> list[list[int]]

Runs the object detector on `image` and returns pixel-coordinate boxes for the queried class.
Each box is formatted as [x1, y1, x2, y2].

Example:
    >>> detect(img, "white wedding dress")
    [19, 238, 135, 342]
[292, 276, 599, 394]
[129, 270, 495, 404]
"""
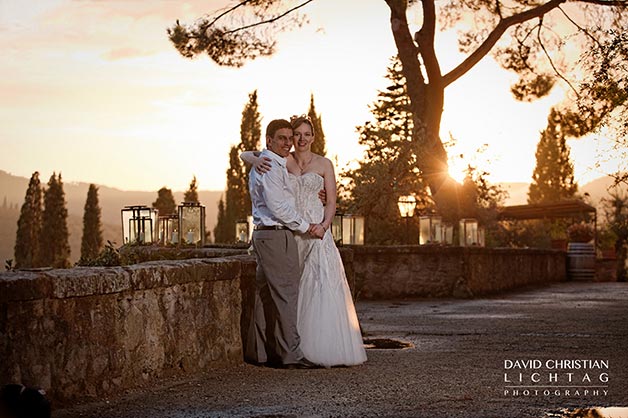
[290, 172, 367, 367]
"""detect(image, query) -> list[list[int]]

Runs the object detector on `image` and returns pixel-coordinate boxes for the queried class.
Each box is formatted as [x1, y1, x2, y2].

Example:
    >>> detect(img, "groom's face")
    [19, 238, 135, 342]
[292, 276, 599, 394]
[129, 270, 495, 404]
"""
[267, 128, 293, 158]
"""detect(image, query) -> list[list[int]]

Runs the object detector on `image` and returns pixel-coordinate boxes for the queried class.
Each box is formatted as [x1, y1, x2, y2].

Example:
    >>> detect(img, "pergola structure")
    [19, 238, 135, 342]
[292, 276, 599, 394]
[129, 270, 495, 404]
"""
[497, 199, 597, 248]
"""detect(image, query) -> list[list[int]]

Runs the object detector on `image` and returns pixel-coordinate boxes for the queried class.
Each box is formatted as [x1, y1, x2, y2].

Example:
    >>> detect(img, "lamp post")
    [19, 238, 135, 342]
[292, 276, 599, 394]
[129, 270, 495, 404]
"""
[397, 196, 417, 244]
[178, 202, 206, 246]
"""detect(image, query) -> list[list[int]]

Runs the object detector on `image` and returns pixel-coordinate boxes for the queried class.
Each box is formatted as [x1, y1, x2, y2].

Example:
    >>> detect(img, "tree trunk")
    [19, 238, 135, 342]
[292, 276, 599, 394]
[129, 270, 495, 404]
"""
[386, 0, 462, 220]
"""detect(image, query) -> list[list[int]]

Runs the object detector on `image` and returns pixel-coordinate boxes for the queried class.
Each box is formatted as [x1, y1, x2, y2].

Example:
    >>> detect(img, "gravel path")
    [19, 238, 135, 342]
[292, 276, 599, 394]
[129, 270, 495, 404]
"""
[55, 282, 628, 418]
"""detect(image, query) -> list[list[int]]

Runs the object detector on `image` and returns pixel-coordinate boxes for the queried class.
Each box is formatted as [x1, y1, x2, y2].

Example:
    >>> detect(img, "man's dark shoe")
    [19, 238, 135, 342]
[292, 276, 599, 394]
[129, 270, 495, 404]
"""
[284, 358, 321, 369]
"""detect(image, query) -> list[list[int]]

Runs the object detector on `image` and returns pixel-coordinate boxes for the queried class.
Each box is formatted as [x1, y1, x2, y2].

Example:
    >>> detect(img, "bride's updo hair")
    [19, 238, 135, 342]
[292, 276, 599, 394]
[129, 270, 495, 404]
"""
[290, 114, 314, 135]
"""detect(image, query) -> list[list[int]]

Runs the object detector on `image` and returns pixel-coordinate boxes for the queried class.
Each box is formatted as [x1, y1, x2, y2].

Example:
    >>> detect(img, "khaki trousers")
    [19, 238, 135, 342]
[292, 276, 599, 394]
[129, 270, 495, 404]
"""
[245, 229, 304, 365]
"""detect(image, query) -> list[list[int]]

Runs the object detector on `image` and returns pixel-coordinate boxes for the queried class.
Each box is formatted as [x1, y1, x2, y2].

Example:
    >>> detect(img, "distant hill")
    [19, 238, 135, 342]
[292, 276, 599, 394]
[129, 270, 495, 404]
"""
[2, 169, 626, 264]
[498, 176, 628, 208]
[0, 170, 224, 264]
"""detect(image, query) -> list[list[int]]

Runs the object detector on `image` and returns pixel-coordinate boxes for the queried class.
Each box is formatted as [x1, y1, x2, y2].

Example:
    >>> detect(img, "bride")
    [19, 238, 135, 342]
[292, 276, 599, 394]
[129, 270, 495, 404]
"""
[241, 115, 367, 367]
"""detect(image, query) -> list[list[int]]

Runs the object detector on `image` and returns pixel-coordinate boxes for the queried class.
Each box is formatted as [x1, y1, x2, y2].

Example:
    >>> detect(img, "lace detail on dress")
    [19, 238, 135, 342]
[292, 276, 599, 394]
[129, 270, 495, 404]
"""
[290, 172, 324, 225]
[289, 171, 367, 367]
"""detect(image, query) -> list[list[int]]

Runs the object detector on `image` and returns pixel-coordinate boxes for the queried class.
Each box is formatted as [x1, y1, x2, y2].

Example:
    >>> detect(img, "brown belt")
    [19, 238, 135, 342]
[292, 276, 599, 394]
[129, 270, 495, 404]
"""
[254, 225, 288, 231]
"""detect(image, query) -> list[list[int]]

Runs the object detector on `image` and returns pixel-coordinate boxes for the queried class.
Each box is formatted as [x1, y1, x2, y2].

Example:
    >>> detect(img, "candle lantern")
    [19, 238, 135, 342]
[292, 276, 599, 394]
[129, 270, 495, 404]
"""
[459, 218, 479, 246]
[121, 205, 158, 245]
[332, 213, 365, 245]
[178, 202, 206, 246]
[478, 226, 486, 247]
[419, 214, 442, 245]
[158, 214, 179, 245]
[441, 223, 454, 245]
[235, 219, 250, 243]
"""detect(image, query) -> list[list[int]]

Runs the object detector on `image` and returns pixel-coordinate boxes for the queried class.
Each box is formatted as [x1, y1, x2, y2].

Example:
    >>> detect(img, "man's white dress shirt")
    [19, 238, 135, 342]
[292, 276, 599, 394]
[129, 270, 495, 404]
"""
[249, 149, 310, 234]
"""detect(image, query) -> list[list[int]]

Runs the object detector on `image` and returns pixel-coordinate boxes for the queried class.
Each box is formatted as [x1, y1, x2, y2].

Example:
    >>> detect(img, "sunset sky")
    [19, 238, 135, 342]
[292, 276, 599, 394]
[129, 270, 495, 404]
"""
[0, 0, 620, 192]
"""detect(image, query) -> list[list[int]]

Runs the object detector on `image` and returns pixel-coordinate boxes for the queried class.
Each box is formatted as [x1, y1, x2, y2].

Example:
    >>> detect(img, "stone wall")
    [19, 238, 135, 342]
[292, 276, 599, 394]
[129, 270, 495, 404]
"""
[349, 246, 567, 299]
[0, 245, 567, 405]
[0, 258, 243, 404]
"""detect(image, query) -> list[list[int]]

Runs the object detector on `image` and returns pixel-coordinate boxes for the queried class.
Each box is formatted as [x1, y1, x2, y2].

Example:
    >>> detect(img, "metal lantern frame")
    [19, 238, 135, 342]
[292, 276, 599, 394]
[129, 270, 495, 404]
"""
[158, 214, 179, 245]
[235, 218, 251, 243]
[419, 214, 442, 245]
[121, 205, 158, 245]
[459, 218, 479, 247]
[441, 223, 454, 245]
[332, 213, 365, 245]
[178, 202, 206, 247]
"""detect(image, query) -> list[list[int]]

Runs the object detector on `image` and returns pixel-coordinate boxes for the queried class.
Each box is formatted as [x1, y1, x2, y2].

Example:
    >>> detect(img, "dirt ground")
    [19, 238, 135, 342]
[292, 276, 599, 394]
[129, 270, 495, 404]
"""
[55, 281, 628, 418]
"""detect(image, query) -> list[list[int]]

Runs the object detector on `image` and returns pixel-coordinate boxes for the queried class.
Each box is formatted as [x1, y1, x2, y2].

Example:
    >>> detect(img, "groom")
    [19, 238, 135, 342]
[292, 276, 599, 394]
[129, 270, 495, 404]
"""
[245, 119, 324, 369]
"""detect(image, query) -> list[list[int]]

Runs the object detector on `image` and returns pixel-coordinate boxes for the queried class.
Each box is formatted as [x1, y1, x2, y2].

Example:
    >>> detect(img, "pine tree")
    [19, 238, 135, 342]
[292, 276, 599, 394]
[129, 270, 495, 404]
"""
[343, 56, 429, 244]
[214, 90, 262, 242]
[14, 172, 43, 268]
[153, 187, 176, 215]
[528, 108, 578, 204]
[80, 184, 103, 262]
[184, 176, 199, 203]
[213, 196, 231, 243]
[308, 93, 327, 156]
[40, 173, 71, 268]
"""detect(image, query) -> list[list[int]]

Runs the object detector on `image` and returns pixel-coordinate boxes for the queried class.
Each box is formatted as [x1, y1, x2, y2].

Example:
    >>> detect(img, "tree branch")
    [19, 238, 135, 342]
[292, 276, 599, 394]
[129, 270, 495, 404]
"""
[443, 0, 567, 87]
[536, 19, 580, 98]
[385, 0, 425, 112]
[557, 5, 604, 50]
[576, 0, 627, 5]
[224, 0, 315, 35]
[200, 0, 256, 33]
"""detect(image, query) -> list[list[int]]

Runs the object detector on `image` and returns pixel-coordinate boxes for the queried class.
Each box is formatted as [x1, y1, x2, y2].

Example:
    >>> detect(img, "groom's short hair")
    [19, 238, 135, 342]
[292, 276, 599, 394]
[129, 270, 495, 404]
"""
[266, 119, 293, 139]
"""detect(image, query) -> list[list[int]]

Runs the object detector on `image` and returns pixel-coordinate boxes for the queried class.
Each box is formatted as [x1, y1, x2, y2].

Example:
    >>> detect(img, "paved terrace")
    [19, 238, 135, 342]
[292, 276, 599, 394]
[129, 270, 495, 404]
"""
[56, 282, 628, 418]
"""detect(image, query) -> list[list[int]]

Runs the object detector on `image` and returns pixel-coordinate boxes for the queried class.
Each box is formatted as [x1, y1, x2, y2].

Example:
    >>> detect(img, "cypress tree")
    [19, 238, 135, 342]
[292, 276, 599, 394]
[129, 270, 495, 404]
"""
[184, 176, 199, 203]
[221, 146, 248, 243]
[80, 184, 103, 262]
[14, 172, 43, 268]
[308, 93, 327, 156]
[41, 173, 71, 268]
[213, 196, 230, 243]
[528, 108, 578, 204]
[152, 187, 176, 215]
[214, 90, 261, 242]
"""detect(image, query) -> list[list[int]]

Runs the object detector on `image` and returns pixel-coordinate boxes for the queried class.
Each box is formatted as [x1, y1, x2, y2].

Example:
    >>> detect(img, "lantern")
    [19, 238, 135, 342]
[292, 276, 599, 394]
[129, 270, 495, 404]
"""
[478, 226, 486, 247]
[441, 223, 454, 245]
[419, 215, 442, 245]
[158, 214, 179, 245]
[121, 205, 158, 245]
[332, 213, 365, 245]
[459, 218, 479, 247]
[235, 219, 250, 243]
[178, 202, 206, 246]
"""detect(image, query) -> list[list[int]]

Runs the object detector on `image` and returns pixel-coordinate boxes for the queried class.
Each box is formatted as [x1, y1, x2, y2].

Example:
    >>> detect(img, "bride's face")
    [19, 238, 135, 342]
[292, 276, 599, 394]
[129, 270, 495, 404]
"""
[293, 123, 315, 152]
